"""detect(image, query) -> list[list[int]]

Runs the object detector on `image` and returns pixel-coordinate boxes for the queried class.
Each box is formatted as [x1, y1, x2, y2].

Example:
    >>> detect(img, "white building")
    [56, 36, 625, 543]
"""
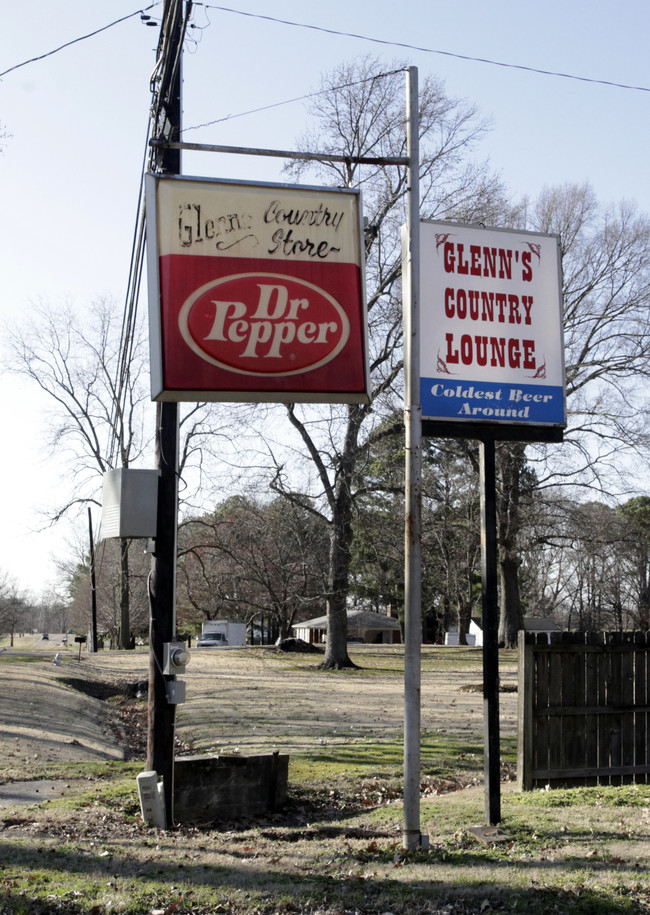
[293, 609, 402, 645]
[445, 616, 561, 646]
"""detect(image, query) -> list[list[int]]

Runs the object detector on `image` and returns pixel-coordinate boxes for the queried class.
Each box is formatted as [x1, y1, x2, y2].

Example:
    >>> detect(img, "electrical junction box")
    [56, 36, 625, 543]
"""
[100, 469, 160, 539]
[166, 680, 186, 704]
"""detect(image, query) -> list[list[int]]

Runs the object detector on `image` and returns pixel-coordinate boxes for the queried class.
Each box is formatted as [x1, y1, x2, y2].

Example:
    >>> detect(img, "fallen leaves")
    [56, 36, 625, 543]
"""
[149, 897, 183, 915]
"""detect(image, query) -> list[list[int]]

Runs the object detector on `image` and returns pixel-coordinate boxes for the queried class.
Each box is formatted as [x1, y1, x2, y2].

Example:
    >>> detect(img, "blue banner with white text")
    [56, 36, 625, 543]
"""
[421, 377, 565, 425]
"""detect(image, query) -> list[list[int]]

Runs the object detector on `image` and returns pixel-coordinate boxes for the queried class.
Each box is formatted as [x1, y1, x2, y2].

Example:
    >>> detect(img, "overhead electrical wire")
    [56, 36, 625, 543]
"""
[3, 2, 647, 97]
[198, 3, 650, 95]
[0, 4, 161, 79]
[183, 68, 404, 133]
[107, 0, 192, 470]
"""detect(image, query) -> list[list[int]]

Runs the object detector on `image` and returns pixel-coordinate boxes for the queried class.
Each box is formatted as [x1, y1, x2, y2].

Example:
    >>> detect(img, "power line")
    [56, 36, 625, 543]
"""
[200, 3, 650, 95]
[4, 2, 648, 98]
[183, 68, 403, 133]
[0, 4, 161, 79]
[108, 0, 192, 469]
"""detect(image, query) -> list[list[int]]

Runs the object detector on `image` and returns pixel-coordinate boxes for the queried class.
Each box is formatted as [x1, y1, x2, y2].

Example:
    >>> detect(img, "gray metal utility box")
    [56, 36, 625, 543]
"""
[100, 468, 159, 539]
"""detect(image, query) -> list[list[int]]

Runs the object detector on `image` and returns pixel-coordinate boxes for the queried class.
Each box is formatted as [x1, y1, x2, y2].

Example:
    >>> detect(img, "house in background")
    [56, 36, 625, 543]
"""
[444, 618, 483, 646]
[521, 616, 562, 642]
[445, 616, 561, 647]
[293, 608, 402, 645]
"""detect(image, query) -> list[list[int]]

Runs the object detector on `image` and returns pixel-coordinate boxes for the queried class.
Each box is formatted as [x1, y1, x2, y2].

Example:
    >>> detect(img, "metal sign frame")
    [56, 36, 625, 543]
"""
[145, 173, 370, 404]
[408, 218, 566, 825]
[419, 220, 566, 439]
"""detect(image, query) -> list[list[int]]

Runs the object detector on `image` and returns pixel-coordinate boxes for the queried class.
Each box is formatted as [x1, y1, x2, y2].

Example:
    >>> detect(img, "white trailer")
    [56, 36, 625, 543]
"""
[198, 620, 247, 647]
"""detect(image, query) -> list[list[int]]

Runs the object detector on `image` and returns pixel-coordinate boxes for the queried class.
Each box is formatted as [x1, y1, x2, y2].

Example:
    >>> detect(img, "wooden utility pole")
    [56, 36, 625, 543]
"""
[146, 0, 184, 828]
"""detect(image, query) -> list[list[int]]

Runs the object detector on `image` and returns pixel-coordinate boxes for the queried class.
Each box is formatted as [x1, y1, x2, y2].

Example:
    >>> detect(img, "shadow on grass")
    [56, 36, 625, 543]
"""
[1, 834, 646, 915]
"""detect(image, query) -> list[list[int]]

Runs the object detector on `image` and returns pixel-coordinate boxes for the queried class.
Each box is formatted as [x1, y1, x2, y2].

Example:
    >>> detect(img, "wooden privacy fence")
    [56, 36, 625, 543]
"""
[517, 630, 650, 789]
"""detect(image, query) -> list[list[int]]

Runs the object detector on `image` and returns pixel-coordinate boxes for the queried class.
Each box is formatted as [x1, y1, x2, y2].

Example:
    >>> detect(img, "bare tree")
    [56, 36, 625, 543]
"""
[0, 121, 9, 154]
[68, 538, 150, 645]
[4, 298, 151, 648]
[5, 294, 233, 647]
[258, 58, 515, 667]
[617, 497, 650, 629]
[0, 573, 30, 645]
[496, 184, 650, 645]
[177, 495, 329, 641]
[423, 441, 481, 645]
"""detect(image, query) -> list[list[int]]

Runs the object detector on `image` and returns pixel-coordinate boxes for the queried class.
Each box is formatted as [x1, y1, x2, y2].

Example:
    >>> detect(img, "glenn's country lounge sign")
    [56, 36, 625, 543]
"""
[145, 174, 369, 403]
[419, 221, 566, 429]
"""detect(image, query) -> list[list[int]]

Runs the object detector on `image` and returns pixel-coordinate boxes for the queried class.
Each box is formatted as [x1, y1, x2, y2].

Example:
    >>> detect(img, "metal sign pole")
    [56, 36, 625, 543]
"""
[479, 437, 501, 824]
[88, 507, 98, 653]
[403, 65, 423, 851]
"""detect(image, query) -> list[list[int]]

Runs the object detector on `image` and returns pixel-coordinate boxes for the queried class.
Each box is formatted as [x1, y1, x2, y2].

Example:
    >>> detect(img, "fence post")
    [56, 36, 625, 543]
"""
[633, 631, 648, 784]
[517, 630, 534, 791]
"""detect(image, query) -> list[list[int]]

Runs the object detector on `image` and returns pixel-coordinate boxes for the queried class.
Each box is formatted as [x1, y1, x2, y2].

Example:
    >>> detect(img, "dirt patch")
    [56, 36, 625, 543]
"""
[0, 777, 91, 807]
[58, 676, 125, 700]
[0, 645, 518, 772]
[0, 659, 126, 772]
[174, 646, 518, 755]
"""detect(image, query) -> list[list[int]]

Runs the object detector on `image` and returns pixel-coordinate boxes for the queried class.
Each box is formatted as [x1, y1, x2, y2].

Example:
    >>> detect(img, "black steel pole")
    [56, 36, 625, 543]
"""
[88, 507, 98, 653]
[479, 437, 501, 825]
[146, 0, 183, 828]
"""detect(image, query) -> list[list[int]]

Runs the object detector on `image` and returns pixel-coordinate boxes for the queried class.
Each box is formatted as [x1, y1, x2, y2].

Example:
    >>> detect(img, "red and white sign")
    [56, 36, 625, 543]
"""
[146, 175, 369, 402]
[419, 220, 565, 429]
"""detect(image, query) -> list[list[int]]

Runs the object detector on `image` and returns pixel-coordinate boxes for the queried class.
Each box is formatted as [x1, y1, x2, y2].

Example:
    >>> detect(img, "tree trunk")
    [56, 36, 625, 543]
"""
[320, 477, 357, 670]
[457, 595, 471, 645]
[284, 402, 365, 670]
[498, 552, 522, 647]
[638, 559, 650, 629]
[118, 539, 132, 650]
[496, 443, 525, 648]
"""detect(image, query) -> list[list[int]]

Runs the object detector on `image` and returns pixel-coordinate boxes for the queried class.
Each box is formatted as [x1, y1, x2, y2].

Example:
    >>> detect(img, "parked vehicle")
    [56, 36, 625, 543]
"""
[196, 632, 227, 648]
[197, 620, 246, 647]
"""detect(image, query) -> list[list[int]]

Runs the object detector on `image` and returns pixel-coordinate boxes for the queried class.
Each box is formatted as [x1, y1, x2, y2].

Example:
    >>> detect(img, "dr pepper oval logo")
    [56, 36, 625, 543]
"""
[178, 273, 351, 376]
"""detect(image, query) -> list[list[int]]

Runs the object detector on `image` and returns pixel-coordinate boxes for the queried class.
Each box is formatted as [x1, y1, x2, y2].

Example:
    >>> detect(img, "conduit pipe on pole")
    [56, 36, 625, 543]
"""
[403, 65, 424, 852]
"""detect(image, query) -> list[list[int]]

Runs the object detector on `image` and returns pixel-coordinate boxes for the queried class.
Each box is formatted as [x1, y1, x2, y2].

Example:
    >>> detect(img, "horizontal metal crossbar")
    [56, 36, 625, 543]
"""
[149, 138, 410, 167]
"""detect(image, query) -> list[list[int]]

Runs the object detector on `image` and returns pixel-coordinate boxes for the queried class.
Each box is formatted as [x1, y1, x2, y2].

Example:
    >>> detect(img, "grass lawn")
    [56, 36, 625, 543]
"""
[0, 644, 648, 914]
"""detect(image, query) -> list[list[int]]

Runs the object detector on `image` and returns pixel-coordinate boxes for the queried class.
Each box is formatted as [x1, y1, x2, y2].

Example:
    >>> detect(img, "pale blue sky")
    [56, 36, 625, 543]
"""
[1, 0, 649, 593]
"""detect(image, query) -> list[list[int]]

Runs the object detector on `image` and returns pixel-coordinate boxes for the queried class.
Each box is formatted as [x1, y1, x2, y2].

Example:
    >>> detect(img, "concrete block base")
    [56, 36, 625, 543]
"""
[174, 753, 289, 824]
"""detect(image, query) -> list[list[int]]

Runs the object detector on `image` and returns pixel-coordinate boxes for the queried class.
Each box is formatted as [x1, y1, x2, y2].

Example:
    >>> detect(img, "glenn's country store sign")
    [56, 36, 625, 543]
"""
[145, 174, 369, 403]
[419, 221, 566, 429]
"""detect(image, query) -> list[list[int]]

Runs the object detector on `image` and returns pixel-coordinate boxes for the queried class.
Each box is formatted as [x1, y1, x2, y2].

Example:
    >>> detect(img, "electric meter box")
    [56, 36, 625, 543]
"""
[100, 468, 160, 539]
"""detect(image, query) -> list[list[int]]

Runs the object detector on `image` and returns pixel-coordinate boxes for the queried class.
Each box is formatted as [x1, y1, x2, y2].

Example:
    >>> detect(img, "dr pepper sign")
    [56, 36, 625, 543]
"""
[419, 221, 566, 429]
[145, 174, 369, 403]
